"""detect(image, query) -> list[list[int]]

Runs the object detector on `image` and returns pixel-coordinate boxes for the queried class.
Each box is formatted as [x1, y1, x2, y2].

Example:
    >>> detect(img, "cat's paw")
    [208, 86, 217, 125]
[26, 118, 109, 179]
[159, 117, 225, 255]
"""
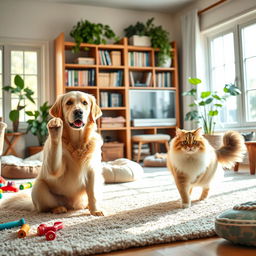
[182, 202, 191, 208]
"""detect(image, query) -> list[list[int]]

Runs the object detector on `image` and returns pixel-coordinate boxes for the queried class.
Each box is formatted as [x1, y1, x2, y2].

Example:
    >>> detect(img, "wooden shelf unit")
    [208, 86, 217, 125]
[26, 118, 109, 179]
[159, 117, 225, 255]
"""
[54, 33, 180, 160]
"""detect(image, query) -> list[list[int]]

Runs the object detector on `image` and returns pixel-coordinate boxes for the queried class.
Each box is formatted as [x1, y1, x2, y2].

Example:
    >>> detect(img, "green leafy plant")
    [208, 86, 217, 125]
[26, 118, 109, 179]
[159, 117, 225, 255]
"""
[70, 19, 119, 52]
[3, 75, 35, 132]
[25, 102, 51, 146]
[124, 17, 171, 66]
[183, 78, 241, 135]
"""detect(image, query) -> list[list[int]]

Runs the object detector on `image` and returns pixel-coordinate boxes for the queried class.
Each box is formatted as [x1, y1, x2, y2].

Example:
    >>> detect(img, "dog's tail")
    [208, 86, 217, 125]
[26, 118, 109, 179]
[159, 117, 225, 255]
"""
[0, 192, 35, 211]
[216, 131, 246, 169]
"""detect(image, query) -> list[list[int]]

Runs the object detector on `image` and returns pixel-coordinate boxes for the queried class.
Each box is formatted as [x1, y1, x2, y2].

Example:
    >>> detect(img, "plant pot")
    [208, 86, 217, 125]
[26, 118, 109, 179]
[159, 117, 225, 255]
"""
[129, 35, 151, 47]
[27, 146, 43, 156]
[204, 133, 223, 149]
[159, 55, 172, 68]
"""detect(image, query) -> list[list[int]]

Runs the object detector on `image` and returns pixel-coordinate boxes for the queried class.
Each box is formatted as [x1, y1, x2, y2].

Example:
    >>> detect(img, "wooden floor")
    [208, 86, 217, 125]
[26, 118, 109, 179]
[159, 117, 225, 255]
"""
[99, 236, 256, 256]
[98, 165, 255, 256]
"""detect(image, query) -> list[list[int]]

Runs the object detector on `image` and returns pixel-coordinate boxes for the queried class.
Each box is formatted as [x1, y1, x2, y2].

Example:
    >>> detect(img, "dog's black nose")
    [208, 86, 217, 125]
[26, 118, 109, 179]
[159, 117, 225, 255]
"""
[74, 109, 83, 118]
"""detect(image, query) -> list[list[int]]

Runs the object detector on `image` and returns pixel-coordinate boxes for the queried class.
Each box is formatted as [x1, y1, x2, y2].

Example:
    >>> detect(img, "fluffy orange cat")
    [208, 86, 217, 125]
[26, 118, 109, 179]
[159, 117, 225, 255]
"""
[167, 128, 246, 208]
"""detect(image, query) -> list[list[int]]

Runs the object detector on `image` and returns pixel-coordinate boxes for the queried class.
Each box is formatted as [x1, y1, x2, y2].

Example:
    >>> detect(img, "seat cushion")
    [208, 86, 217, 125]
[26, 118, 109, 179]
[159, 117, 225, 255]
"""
[1, 155, 42, 179]
[102, 158, 143, 183]
[132, 134, 171, 142]
[143, 153, 167, 167]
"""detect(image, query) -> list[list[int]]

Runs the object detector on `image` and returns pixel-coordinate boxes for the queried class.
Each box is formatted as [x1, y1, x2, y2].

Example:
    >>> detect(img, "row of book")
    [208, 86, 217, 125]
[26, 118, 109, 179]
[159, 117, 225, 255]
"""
[99, 50, 122, 66]
[129, 71, 152, 87]
[156, 72, 172, 87]
[65, 69, 95, 87]
[98, 71, 123, 87]
[128, 52, 150, 67]
[100, 92, 123, 108]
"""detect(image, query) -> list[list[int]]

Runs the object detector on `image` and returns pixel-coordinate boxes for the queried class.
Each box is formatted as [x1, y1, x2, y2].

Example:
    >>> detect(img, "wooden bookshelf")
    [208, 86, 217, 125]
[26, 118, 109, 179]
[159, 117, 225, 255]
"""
[54, 33, 180, 160]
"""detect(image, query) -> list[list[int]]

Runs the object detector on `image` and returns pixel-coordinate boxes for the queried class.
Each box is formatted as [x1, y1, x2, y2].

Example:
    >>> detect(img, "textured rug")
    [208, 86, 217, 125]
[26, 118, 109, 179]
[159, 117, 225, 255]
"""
[0, 167, 256, 256]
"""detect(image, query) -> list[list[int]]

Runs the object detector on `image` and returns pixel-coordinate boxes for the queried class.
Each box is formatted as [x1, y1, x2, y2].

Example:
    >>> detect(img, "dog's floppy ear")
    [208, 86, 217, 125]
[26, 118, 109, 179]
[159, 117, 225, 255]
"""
[89, 95, 102, 123]
[49, 95, 64, 119]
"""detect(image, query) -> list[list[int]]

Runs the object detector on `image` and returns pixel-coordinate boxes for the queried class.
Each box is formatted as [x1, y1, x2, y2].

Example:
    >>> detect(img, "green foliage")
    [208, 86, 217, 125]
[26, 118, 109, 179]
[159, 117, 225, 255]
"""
[183, 78, 241, 135]
[124, 17, 171, 66]
[25, 102, 51, 146]
[70, 19, 119, 52]
[3, 74, 35, 131]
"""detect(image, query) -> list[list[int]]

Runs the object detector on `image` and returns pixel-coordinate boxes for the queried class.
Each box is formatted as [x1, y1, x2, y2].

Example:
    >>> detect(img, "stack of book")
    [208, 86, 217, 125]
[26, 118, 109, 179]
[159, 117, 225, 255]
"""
[101, 116, 126, 128]
[128, 51, 150, 67]
[98, 71, 123, 87]
[74, 57, 95, 65]
[99, 50, 122, 66]
[65, 69, 95, 86]
[156, 72, 172, 87]
[100, 92, 123, 107]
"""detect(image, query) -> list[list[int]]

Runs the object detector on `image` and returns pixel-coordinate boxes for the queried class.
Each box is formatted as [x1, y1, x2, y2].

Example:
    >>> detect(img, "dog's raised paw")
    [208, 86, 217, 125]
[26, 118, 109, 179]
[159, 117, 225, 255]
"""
[52, 206, 68, 214]
[48, 117, 63, 129]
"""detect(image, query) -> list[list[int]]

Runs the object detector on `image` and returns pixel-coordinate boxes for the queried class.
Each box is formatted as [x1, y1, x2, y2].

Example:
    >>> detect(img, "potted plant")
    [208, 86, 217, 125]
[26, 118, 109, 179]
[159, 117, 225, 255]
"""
[25, 101, 51, 155]
[3, 75, 35, 132]
[124, 17, 172, 67]
[183, 77, 241, 148]
[70, 19, 119, 53]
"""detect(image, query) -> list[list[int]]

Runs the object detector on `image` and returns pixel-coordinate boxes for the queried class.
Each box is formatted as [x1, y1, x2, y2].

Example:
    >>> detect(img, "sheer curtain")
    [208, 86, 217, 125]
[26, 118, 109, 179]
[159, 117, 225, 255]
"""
[181, 9, 205, 130]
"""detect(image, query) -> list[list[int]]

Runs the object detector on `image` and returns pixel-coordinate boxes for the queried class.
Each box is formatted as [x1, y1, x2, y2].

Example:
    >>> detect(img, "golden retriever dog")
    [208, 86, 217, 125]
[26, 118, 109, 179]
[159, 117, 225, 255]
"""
[2, 91, 104, 216]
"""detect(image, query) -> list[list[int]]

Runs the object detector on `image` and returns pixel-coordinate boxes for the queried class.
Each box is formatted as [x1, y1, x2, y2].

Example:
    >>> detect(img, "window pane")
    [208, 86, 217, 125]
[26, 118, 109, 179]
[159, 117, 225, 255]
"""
[247, 90, 256, 121]
[24, 75, 38, 97]
[242, 23, 256, 58]
[25, 51, 37, 74]
[244, 57, 256, 89]
[11, 51, 23, 74]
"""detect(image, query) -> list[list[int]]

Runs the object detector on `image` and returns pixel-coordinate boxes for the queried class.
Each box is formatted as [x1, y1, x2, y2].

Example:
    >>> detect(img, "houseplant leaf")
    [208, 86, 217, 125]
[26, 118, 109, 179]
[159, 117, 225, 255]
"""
[14, 75, 24, 89]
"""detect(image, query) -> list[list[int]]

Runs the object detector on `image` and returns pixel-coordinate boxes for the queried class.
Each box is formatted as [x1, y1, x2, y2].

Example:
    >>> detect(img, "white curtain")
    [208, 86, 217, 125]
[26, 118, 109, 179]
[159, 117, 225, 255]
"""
[181, 9, 205, 130]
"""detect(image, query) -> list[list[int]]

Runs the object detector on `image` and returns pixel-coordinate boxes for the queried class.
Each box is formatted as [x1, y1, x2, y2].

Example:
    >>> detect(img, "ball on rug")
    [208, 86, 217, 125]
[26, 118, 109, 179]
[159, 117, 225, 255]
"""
[215, 201, 256, 246]
[102, 158, 143, 183]
[143, 153, 167, 167]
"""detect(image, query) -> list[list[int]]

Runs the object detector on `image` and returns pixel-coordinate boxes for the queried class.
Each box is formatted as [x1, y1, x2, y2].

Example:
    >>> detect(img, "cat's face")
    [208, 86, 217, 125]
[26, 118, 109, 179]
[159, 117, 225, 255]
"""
[173, 128, 205, 154]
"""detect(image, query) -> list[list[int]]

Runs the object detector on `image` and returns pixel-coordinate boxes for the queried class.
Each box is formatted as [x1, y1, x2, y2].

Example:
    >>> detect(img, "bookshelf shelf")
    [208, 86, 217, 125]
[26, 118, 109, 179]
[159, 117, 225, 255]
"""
[55, 33, 180, 160]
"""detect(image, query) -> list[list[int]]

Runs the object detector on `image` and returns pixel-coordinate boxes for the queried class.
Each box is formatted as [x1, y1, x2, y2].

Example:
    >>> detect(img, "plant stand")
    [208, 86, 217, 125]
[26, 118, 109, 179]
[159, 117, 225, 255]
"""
[4, 132, 26, 157]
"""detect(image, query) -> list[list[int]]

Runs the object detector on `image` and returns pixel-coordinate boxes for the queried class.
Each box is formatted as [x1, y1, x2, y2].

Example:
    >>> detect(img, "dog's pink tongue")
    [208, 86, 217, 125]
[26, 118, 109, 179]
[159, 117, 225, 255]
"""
[74, 120, 83, 127]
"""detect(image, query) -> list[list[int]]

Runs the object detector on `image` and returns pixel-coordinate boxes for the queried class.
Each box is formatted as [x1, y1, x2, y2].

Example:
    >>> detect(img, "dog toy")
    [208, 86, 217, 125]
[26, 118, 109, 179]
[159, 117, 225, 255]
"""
[18, 224, 30, 238]
[0, 176, 6, 185]
[0, 185, 19, 192]
[0, 193, 2, 199]
[19, 182, 33, 190]
[37, 222, 64, 241]
[0, 218, 25, 230]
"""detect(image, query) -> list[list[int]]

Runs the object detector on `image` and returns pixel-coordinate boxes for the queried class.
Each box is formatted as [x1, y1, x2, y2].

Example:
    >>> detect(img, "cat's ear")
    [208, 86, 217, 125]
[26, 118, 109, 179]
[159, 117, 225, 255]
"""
[194, 127, 203, 136]
[176, 128, 183, 137]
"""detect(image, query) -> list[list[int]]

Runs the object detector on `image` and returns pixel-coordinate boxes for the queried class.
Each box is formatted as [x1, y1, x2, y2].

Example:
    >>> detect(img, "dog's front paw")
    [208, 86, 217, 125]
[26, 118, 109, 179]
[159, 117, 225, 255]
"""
[181, 202, 191, 209]
[90, 210, 104, 216]
[48, 117, 63, 129]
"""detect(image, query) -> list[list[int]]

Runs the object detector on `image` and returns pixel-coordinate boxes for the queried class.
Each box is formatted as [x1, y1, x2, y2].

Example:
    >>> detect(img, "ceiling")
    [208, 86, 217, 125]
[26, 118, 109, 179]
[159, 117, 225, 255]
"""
[34, 0, 197, 13]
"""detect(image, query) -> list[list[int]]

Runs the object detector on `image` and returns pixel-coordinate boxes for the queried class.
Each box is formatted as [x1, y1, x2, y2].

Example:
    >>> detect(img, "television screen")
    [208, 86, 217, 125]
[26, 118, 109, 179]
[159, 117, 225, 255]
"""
[129, 90, 176, 126]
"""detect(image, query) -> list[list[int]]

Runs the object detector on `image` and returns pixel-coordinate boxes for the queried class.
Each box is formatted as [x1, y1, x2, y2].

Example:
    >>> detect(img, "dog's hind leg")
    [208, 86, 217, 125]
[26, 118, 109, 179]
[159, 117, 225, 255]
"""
[31, 179, 67, 213]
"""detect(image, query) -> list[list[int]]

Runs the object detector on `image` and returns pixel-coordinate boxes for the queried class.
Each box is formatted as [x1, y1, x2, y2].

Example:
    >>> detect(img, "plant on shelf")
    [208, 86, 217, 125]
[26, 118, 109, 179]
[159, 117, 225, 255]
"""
[70, 19, 119, 52]
[25, 101, 51, 146]
[3, 75, 35, 132]
[124, 17, 171, 67]
[183, 77, 241, 135]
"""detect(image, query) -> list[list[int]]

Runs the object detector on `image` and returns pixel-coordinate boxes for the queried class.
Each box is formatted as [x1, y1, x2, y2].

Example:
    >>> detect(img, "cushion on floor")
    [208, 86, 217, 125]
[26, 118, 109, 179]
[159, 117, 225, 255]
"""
[102, 158, 143, 183]
[143, 153, 167, 167]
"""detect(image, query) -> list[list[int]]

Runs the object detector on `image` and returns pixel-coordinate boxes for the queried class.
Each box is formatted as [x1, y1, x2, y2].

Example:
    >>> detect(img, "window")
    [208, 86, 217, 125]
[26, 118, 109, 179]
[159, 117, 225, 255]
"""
[0, 44, 42, 126]
[206, 16, 256, 129]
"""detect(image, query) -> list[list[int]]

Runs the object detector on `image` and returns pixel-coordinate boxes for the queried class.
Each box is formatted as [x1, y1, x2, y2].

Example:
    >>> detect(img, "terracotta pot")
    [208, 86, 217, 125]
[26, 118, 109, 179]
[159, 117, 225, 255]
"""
[27, 146, 43, 156]
[204, 134, 223, 149]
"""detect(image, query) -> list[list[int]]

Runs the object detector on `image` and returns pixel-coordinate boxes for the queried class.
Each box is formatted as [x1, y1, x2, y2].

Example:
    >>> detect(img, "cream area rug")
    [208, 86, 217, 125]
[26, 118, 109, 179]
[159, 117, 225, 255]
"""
[0, 167, 256, 256]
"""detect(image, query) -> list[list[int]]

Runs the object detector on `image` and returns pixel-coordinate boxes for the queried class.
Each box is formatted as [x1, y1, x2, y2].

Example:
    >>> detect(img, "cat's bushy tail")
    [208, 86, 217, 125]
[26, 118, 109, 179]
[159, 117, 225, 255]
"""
[216, 131, 246, 168]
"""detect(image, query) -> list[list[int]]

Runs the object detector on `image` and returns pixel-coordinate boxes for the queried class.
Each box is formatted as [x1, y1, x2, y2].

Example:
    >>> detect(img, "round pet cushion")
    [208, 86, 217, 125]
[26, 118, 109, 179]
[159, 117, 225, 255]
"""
[1, 155, 42, 179]
[102, 158, 143, 183]
[143, 153, 167, 167]
[215, 201, 256, 246]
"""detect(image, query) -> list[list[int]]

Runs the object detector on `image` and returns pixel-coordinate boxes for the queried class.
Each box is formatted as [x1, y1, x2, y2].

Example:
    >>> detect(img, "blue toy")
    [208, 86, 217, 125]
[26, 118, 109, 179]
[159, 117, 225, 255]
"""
[0, 218, 25, 230]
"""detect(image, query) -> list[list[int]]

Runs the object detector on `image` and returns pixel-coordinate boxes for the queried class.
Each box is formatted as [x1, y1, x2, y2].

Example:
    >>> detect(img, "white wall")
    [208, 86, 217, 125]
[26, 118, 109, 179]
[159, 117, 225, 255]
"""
[0, 0, 174, 102]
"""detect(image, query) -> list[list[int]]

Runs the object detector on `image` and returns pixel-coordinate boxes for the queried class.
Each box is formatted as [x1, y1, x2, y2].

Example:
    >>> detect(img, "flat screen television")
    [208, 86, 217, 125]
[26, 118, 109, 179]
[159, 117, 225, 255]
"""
[129, 89, 176, 127]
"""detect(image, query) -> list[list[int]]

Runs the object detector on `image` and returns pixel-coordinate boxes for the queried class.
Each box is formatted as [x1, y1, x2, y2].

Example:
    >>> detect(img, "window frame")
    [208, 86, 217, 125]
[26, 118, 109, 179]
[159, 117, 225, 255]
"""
[0, 38, 50, 130]
[204, 15, 256, 131]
